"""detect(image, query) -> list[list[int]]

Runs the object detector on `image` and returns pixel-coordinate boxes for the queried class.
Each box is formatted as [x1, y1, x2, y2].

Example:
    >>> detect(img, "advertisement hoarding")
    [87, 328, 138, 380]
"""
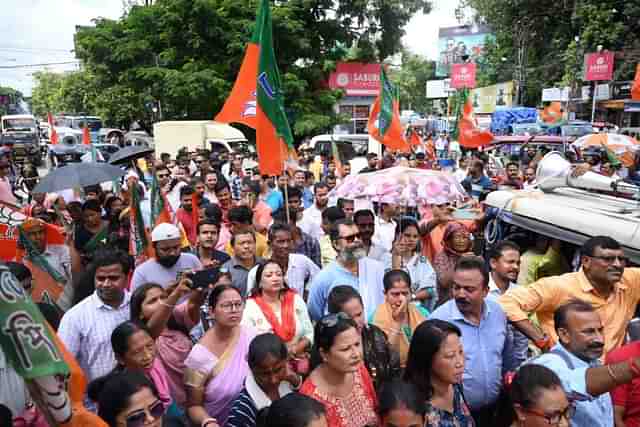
[541, 87, 570, 102]
[328, 62, 381, 96]
[436, 24, 493, 77]
[470, 82, 514, 114]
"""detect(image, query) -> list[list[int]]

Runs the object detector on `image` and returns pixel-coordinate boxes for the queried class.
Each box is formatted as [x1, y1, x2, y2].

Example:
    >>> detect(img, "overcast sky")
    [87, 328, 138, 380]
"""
[0, 0, 459, 97]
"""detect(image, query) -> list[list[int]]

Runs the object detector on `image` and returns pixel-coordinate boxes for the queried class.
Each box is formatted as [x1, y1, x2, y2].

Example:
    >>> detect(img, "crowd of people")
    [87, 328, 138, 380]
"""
[1, 137, 640, 427]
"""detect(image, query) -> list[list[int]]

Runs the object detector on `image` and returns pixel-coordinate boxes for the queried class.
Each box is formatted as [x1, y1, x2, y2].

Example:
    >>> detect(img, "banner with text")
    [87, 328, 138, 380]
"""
[450, 63, 477, 89]
[470, 81, 514, 114]
[328, 62, 381, 96]
[584, 52, 615, 81]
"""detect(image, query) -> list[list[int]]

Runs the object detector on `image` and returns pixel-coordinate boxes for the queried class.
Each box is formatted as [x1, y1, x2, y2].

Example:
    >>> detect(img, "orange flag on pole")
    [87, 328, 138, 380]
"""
[458, 94, 493, 148]
[47, 113, 58, 145]
[632, 64, 640, 101]
[368, 67, 410, 152]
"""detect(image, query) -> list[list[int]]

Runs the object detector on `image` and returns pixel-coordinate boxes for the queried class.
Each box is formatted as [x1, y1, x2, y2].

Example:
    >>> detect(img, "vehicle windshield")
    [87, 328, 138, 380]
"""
[3, 118, 36, 132]
[315, 137, 368, 162]
[71, 118, 103, 131]
[562, 124, 594, 137]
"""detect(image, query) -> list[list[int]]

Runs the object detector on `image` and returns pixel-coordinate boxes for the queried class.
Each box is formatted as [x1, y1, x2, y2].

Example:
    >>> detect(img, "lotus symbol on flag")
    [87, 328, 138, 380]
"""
[460, 67, 467, 75]
[243, 99, 257, 118]
[597, 57, 605, 65]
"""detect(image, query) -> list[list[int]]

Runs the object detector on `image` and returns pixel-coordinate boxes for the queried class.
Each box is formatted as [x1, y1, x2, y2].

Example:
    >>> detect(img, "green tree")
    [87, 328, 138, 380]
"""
[0, 87, 24, 116]
[463, 0, 640, 106]
[69, 0, 431, 136]
[389, 50, 435, 114]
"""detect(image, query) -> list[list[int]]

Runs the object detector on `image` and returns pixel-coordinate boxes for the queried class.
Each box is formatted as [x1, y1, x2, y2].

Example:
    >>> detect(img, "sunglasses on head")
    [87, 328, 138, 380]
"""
[319, 312, 351, 329]
[125, 400, 164, 427]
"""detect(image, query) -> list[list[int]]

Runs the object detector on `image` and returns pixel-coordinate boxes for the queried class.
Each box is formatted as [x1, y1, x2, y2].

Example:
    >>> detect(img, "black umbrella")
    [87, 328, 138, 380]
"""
[33, 163, 127, 194]
[108, 145, 155, 165]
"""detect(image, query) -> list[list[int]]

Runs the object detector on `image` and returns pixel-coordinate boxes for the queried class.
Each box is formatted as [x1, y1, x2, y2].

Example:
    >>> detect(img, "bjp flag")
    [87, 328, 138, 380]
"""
[632, 64, 640, 101]
[47, 113, 59, 145]
[368, 67, 410, 152]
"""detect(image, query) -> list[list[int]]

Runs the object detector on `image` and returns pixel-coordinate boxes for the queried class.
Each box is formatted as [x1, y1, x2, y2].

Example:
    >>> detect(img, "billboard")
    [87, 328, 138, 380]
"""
[450, 63, 477, 89]
[584, 52, 614, 81]
[437, 24, 493, 77]
[328, 62, 381, 96]
[470, 81, 514, 114]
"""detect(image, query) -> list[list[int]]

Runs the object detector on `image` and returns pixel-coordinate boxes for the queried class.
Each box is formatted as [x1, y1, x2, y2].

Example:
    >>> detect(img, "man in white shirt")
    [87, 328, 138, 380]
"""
[246, 222, 320, 296]
[130, 223, 202, 291]
[372, 201, 397, 253]
[58, 250, 131, 386]
[298, 182, 329, 241]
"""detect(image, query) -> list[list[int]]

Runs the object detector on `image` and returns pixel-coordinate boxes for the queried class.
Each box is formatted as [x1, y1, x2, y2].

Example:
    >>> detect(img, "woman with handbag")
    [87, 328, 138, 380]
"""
[242, 260, 313, 375]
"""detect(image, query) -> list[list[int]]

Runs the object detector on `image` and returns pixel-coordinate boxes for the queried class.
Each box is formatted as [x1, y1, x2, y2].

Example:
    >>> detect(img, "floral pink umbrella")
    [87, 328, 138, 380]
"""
[332, 166, 467, 206]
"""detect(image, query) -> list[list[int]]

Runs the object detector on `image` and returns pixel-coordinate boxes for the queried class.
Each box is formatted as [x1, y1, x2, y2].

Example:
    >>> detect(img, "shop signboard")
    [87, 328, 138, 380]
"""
[584, 52, 615, 81]
[426, 79, 451, 98]
[450, 63, 477, 89]
[328, 62, 381, 96]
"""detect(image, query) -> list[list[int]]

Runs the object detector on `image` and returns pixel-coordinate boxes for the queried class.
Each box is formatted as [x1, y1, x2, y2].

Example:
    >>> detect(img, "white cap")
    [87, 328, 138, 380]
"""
[151, 223, 181, 242]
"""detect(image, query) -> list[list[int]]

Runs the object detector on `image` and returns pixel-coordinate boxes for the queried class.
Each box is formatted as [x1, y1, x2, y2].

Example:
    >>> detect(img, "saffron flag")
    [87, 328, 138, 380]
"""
[47, 113, 58, 145]
[408, 129, 423, 148]
[214, 8, 261, 128]
[255, 0, 295, 176]
[632, 64, 640, 101]
[149, 173, 190, 248]
[540, 101, 565, 126]
[82, 125, 91, 146]
[456, 89, 493, 148]
[368, 67, 409, 152]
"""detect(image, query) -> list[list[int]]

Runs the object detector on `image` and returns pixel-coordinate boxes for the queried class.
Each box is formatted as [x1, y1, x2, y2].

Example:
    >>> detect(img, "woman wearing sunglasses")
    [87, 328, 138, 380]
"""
[300, 313, 379, 427]
[88, 370, 165, 427]
[184, 284, 256, 427]
[509, 364, 573, 427]
[385, 217, 438, 312]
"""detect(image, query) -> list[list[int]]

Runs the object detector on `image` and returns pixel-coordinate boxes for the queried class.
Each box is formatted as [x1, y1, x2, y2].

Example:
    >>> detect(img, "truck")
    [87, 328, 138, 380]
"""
[152, 120, 250, 158]
[0, 114, 43, 165]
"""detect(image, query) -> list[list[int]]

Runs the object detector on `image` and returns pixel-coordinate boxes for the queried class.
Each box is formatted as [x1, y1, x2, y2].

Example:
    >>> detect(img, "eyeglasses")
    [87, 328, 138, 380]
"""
[319, 312, 351, 329]
[125, 400, 165, 427]
[339, 233, 361, 243]
[219, 301, 245, 313]
[521, 403, 575, 425]
[588, 255, 629, 265]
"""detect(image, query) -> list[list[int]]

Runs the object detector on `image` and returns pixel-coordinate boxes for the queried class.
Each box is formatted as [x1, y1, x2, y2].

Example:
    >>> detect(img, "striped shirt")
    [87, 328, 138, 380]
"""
[58, 291, 131, 383]
[226, 373, 294, 427]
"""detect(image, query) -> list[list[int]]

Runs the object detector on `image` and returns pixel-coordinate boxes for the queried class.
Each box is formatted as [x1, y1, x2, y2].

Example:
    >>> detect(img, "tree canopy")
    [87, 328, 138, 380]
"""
[463, 0, 640, 105]
[32, 0, 431, 135]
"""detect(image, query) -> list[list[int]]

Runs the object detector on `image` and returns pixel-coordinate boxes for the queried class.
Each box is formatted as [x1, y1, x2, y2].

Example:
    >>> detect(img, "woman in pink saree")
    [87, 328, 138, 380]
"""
[184, 284, 256, 427]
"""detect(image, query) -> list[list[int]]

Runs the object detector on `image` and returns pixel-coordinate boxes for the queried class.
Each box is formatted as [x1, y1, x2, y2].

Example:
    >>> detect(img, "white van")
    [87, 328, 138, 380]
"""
[308, 134, 381, 174]
[153, 120, 249, 158]
[484, 152, 640, 263]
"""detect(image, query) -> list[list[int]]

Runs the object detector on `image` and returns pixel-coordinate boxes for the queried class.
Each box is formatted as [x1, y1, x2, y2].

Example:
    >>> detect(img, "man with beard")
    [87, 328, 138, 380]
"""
[130, 223, 202, 291]
[499, 162, 523, 189]
[58, 250, 132, 397]
[196, 218, 230, 268]
[429, 255, 514, 425]
[353, 209, 387, 262]
[298, 182, 330, 241]
[307, 219, 385, 321]
[499, 236, 640, 356]
[486, 240, 529, 370]
[214, 180, 234, 226]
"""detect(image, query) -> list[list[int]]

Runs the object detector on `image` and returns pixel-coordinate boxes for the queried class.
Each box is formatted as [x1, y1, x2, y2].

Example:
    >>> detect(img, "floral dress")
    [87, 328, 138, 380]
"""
[300, 364, 379, 427]
[425, 385, 475, 427]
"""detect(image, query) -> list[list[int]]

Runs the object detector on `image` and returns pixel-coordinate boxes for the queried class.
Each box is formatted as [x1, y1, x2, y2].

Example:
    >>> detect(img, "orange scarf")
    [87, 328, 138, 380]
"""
[252, 290, 296, 342]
